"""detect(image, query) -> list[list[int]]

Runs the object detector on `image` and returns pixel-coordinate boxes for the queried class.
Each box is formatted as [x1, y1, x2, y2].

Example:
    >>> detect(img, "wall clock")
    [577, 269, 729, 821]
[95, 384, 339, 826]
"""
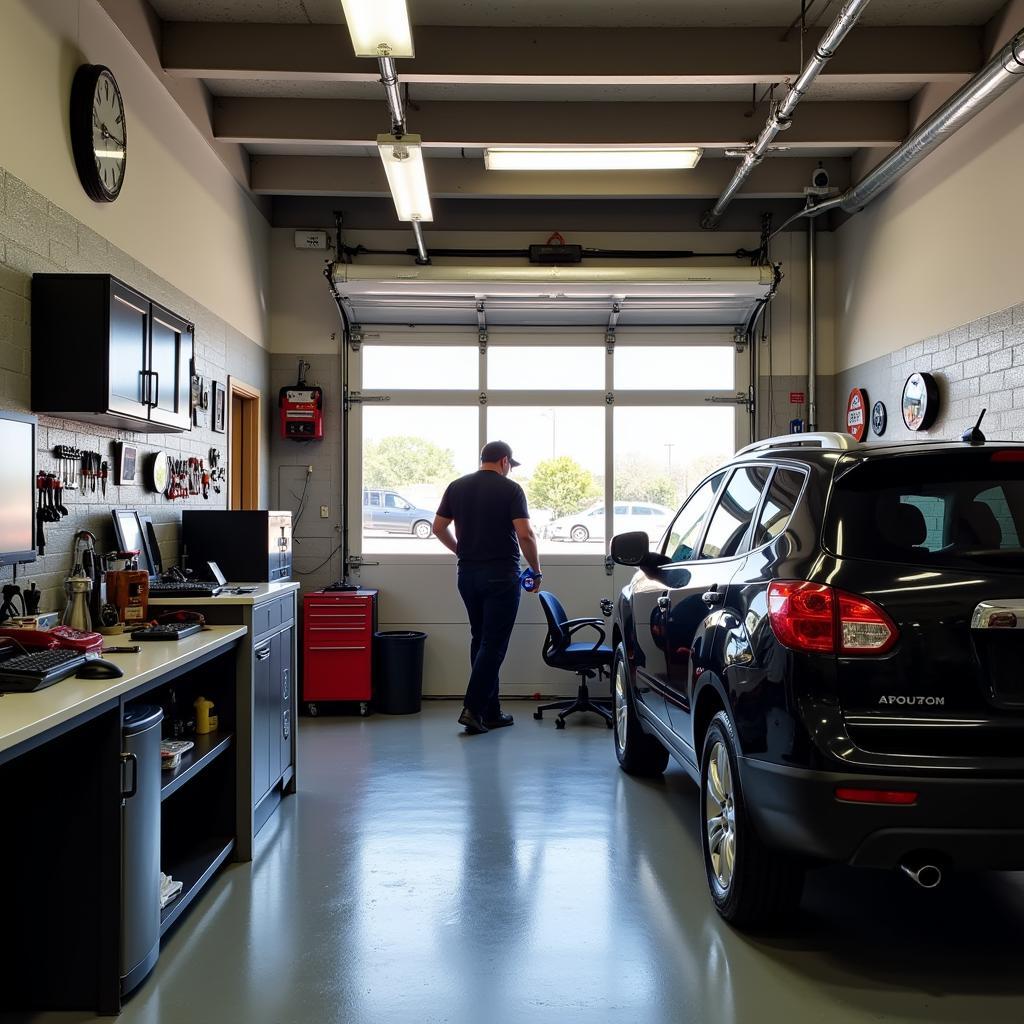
[70, 64, 127, 203]
[902, 372, 940, 431]
[871, 401, 888, 437]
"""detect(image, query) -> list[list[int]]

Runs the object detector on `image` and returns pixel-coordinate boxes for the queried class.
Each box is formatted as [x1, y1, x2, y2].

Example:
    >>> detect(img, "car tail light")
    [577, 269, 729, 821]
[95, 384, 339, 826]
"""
[991, 450, 1024, 463]
[835, 787, 918, 805]
[767, 581, 899, 656]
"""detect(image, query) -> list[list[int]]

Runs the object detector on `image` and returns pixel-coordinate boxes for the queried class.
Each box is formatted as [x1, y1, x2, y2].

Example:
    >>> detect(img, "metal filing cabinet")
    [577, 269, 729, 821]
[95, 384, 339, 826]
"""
[302, 590, 378, 715]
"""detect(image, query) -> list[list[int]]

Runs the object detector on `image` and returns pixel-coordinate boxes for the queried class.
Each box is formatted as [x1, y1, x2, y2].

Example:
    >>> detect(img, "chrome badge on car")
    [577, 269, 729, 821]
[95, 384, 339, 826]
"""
[878, 695, 945, 706]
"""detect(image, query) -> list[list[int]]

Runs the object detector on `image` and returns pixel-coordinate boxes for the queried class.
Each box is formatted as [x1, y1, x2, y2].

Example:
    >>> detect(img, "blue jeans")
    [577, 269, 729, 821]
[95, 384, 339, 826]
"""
[457, 563, 521, 718]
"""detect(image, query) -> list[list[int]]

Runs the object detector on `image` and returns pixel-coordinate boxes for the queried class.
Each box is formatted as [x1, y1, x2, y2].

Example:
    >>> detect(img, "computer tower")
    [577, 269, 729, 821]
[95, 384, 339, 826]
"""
[182, 511, 292, 582]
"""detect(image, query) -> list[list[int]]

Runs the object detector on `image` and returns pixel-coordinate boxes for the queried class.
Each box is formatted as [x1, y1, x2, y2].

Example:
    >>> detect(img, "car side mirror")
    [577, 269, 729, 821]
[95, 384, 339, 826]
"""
[612, 531, 672, 573]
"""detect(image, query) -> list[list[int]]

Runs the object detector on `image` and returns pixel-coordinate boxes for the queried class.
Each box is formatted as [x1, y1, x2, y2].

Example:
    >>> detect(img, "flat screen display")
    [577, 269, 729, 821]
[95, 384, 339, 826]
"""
[112, 509, 155, 578]
[0, 412, 36, 566]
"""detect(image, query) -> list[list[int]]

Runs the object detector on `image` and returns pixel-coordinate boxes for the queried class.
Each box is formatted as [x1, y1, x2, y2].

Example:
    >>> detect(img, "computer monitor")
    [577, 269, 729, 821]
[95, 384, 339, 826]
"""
[111, 508, 157, 578]
[0, 411, 37, 567]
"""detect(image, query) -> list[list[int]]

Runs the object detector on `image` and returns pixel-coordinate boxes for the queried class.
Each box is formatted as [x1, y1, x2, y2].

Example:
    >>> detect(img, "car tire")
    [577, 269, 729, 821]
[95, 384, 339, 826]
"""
[612, 645, 669, 776]
[412, 520, 432, 539]
[569, 525, 589, 543]
[700, 711, 804, 928]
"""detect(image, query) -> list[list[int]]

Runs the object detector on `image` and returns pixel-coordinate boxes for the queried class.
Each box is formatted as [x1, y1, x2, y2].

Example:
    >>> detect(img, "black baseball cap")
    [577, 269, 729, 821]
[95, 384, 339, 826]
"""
[480, 440, 520, 468]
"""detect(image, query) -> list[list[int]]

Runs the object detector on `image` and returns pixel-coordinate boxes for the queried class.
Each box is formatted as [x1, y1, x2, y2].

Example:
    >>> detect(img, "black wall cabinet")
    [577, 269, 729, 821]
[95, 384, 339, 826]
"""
[31, 274, 193, 433]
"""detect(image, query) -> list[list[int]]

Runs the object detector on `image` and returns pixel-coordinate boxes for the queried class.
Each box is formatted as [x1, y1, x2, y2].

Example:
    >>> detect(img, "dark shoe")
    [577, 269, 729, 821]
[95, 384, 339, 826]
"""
[458, 707, 489, 734]
[484, 712, 514, 729]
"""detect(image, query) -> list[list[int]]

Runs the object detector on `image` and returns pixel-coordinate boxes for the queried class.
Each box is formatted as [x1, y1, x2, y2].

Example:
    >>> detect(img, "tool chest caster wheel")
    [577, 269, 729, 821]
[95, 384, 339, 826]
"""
[307, 703, 319, 717]
[359, 702, 369, 717]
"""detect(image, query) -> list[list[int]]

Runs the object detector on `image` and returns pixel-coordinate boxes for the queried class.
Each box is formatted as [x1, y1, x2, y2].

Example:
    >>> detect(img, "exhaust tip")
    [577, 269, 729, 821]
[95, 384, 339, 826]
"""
[900, 861, 943, 889]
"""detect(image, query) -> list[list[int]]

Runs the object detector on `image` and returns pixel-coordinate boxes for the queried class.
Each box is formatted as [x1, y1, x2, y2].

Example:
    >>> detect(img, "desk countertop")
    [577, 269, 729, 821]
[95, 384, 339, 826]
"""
[148, 581, 300, 607]
[0, 625, 247, 758]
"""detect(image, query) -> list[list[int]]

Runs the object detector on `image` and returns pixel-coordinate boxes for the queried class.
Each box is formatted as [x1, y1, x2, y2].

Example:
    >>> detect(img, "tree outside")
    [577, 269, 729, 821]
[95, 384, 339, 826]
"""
[364, 435, 457, 490]
[614, 459, 677, 507]
[527, 456, 600, 518]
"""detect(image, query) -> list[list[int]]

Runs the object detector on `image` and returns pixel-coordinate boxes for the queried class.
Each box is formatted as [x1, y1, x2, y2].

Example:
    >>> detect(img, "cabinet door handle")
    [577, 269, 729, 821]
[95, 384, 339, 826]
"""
[255, 645, 272, 661]
[311, 645, 367, 651]
[150, 371, 160, 408]
[121, 752, 138, 799]
[138, 370, 149, 405]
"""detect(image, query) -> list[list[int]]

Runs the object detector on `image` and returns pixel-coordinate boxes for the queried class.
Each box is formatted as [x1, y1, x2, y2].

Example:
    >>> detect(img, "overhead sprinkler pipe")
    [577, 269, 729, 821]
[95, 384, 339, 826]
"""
[378, 57, 405, 135]
[702, 0, 872, 228]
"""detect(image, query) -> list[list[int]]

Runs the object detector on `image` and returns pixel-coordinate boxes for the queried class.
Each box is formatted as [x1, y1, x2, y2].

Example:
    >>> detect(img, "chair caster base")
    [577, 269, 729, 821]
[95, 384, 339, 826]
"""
[555, 718, 566, 729]
[533, 710, 543, 720]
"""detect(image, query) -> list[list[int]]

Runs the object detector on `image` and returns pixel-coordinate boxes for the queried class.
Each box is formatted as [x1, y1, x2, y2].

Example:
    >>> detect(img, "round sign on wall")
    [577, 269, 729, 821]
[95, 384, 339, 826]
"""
[871, 400, 888, 437]
[902, 372, 939, 431]
[846, 387, 868, 442]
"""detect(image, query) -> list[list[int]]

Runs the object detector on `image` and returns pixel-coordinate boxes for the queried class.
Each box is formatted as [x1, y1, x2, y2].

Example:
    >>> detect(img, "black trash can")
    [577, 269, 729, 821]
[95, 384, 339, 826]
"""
[374, 631, 427, 714]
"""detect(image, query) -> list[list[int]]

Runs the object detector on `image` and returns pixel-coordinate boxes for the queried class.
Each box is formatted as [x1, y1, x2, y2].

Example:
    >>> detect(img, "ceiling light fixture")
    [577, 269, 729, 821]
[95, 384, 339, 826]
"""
[484, 147, 704, 172]
[340, 0, 414, 58]
[377, 134, 433, 222]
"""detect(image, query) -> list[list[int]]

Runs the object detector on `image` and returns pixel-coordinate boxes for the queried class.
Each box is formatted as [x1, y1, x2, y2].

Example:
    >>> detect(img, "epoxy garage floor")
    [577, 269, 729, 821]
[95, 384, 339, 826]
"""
[21, 701, 1024, 1024]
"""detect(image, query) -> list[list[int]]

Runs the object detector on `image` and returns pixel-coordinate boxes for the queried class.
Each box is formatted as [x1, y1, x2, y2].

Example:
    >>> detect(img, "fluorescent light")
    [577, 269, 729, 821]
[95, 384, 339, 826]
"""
[340, 0, 414, 58]
[484, 147, 704, 172]
[377, 134, 433, 222]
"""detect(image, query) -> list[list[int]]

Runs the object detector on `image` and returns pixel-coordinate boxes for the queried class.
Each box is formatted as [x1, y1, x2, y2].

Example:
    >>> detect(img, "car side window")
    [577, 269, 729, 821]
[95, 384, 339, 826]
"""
[663, 474, 726, 562]
[699, 465, 771, 560]
[753, 468, 806, 547]
[386, 493, 411, 510]
[367, 492, 382, 507]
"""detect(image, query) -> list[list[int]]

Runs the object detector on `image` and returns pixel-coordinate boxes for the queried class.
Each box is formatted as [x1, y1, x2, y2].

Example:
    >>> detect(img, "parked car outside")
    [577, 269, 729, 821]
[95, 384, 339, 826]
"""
[363, 488, 436, 538]
[547, 501, 674, 543]
[610, 431, 1024, 926]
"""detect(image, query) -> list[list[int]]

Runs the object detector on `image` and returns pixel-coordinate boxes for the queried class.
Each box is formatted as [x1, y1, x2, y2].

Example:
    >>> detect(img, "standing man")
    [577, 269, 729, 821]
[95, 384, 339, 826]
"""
[433, 441, 542, 735]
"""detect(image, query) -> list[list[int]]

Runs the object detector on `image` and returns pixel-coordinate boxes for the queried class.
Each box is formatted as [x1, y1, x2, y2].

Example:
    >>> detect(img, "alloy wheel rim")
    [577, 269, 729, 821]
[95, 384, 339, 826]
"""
[705, 740, 737, 892]
[571, 526, 588, 543]
[614, 661, 628, 754]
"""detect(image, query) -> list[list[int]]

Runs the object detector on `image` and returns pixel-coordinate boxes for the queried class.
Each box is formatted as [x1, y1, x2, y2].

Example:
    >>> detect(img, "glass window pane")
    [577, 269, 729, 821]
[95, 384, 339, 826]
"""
[616, 346, 734, 390]
[486, 406, 606, 554]
[362, 406, 479, 552]
[488, 347, 604, 390]
[665, 475, 726, 562]
[700, 466, 771, 560]
[614, 407, 736, 542]
[362, 346, 478, 390]
[754, 469, 805, 547]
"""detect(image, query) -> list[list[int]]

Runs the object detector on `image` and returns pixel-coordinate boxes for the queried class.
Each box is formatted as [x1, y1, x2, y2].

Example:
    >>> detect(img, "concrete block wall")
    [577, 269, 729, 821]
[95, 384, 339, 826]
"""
[0, 165, 269, 614]
[835, 300, 1024, 444]
[270, 353, 343, 591]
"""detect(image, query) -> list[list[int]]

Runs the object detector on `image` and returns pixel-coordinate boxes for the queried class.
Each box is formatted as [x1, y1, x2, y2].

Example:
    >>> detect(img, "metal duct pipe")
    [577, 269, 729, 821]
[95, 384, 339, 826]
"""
[410, 219, 430, 265]
[378, 57, 405, 134]
[774, 28, 1024, 235]
[702, 0, 872, 229]
[808, 217, 818, 431]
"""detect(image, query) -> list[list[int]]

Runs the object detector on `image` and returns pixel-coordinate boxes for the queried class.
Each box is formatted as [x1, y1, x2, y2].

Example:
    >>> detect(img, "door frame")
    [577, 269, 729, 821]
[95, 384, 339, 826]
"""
[228, 377, 261, 510]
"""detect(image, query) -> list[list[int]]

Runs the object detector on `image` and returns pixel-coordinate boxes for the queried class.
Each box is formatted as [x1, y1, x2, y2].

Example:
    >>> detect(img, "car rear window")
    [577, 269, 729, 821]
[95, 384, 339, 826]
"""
[824, 450, 1024, 570]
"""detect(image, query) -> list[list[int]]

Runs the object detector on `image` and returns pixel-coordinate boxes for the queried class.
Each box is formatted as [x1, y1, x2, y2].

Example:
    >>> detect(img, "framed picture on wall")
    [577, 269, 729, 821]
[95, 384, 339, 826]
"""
[114, 441, 138, 485]
[212, 381, 226, 433]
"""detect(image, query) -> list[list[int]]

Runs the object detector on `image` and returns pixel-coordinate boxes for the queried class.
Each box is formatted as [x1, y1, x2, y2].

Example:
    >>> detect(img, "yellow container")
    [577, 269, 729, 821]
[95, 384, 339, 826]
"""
[194, 696, 218, 735]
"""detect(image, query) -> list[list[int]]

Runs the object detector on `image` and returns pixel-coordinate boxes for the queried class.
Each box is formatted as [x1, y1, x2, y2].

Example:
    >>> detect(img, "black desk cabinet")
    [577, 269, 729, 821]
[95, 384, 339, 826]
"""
[31, 274, 193, 433]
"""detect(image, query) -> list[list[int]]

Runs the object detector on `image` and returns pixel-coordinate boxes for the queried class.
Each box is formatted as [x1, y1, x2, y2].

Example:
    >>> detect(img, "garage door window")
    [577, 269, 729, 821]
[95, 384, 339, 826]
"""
[615, 346, 734, 390]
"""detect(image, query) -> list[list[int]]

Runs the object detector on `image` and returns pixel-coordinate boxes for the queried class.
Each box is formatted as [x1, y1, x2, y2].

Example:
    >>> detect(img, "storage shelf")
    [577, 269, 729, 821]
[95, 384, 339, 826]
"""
[160, 732, 233, 802]
[159, 837, 235, 936]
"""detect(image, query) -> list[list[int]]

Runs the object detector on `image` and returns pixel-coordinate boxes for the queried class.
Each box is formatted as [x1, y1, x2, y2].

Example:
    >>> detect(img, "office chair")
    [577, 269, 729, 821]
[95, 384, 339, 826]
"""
[533, 591, 614, 730]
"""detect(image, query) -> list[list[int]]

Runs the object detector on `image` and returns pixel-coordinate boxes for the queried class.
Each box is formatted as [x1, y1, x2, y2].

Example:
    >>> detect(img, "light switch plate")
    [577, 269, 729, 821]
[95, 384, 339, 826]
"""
[320, 505, 329, 518]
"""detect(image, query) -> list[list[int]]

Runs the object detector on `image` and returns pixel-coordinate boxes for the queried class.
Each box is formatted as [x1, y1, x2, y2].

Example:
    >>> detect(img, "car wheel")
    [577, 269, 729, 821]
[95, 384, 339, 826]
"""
[700, 711, 804, 927]
[569, 525, 589, 543]
[612, 645, 669, 776]
[413, 520, 432, 539]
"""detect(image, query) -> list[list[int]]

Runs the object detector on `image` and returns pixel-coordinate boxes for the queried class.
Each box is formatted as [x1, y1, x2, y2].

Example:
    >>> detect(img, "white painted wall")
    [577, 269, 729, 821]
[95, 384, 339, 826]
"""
[0, 0, 270, 346]
[836, 11, 1024, 372]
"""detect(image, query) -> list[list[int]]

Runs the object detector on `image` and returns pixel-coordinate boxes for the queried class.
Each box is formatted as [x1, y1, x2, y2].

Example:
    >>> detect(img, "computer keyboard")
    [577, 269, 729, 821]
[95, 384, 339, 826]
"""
[148, 581, 221, 598]
[0, 648, 88, 692]
[130, 623, 203, 641]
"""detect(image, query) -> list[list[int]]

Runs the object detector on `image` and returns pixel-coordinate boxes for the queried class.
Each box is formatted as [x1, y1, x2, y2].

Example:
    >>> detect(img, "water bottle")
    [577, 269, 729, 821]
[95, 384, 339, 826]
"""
[519, 568, 542, 592]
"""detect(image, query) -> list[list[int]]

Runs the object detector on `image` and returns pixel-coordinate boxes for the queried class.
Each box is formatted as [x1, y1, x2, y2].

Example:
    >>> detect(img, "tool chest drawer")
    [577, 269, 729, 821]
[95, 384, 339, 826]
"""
[302, 590, 377, 708]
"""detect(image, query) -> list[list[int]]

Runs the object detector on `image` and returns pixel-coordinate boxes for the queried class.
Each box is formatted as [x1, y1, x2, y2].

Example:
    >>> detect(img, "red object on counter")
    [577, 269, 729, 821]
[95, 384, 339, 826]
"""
[302, 589, 378, 704]
[0, 625, 104, 654]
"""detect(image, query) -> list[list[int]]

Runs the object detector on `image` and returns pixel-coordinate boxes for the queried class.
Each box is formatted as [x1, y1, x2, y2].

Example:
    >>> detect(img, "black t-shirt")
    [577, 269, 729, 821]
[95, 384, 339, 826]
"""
[436, 470, 530, 567]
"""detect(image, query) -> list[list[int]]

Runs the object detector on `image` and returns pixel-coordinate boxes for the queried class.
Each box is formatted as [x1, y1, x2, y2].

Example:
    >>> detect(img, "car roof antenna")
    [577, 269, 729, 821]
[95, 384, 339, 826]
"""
[962, 408, 987, 446]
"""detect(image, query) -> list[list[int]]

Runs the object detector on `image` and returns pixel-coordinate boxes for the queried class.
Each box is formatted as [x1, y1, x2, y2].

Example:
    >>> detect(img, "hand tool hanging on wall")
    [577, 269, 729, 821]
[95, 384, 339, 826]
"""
[54, 445, 82, 489]
[99, 460, 108, 496]
[36, 473, 46, 555]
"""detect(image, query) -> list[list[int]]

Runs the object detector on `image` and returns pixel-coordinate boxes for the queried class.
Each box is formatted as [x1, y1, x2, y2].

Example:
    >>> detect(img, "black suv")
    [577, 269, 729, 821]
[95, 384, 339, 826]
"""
[610, 431, 1024, 926]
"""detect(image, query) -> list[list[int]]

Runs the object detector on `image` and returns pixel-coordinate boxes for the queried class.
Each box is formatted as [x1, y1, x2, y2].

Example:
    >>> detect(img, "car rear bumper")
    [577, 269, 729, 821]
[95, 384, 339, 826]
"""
[738, 755, 1024, 870]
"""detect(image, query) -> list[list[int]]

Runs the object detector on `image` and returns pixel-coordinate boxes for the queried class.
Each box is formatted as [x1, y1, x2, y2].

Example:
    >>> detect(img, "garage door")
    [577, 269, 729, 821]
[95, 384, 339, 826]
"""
[348, 326, 749, 698]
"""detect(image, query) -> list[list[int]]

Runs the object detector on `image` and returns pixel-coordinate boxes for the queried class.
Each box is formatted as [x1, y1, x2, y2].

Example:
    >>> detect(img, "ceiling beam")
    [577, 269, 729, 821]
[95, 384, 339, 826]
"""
[250, 154, 851, 199]
[218, 98, 906, 149]
[163, 23, 982, 84]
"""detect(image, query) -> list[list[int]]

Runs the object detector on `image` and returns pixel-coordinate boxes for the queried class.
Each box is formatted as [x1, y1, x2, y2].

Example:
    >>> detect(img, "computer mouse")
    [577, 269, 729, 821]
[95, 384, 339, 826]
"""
[76, 658, 125, 680]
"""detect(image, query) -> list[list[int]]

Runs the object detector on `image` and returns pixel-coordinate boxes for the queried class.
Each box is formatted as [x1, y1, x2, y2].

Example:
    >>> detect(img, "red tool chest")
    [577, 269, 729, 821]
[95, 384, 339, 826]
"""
[302, 589, 378, 710]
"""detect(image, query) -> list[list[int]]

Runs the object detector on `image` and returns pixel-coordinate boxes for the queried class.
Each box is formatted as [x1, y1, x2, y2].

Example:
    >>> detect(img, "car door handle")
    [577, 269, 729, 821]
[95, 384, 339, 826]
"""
[657, 596, 671, 612]
[702, 589, 723, 607]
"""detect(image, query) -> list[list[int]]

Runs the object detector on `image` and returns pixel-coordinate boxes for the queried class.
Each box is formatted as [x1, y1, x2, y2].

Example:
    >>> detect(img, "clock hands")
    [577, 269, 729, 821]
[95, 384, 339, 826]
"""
[99, 124, 125, 149]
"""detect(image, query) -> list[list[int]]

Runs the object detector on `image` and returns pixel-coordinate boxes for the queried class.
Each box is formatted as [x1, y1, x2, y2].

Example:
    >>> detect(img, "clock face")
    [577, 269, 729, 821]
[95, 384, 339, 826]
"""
[71, 64, 127, 203]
